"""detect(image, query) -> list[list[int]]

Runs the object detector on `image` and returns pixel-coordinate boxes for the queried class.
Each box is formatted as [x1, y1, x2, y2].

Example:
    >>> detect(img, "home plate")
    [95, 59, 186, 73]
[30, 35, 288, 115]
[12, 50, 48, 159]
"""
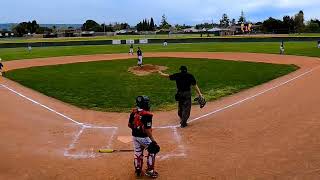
[117, 136, 132, 143]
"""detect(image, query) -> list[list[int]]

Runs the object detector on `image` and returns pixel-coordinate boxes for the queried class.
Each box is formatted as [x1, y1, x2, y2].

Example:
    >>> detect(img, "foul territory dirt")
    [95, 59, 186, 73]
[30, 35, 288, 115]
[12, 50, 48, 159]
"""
[1, 52, 320, 179]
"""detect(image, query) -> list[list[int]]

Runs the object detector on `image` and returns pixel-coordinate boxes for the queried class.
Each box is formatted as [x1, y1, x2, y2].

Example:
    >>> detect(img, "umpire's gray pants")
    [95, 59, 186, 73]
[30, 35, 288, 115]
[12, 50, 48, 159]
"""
[177, 91, 192, 125]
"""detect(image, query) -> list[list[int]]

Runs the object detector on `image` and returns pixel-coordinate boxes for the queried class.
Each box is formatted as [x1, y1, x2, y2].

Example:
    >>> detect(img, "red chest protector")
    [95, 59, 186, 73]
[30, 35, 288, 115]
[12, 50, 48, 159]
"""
[129, 109, 153, 132]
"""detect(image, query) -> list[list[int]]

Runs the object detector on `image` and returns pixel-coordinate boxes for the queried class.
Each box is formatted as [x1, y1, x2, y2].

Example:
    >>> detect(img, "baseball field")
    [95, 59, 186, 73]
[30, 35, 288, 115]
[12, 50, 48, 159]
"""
[1, 39, 320, 179]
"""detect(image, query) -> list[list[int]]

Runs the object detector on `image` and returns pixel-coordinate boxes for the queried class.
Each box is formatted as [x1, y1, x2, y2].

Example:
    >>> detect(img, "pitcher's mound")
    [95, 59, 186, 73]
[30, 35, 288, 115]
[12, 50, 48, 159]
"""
[128, 64, 168, 76]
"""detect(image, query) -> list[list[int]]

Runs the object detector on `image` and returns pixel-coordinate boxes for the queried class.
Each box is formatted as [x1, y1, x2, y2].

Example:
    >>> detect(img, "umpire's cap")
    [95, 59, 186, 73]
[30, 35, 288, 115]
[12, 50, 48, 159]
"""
[179, 65, 187, 73]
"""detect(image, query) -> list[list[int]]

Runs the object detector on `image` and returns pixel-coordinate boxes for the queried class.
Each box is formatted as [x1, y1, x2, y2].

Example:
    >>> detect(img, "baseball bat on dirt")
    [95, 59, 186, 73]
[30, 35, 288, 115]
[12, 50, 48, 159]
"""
[98, 149, 134, 153]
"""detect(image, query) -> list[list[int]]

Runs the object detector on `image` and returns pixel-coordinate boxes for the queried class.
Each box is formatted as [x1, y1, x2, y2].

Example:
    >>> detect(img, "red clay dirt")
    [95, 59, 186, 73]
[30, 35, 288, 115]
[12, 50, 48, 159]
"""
[1, 52, 320, 179]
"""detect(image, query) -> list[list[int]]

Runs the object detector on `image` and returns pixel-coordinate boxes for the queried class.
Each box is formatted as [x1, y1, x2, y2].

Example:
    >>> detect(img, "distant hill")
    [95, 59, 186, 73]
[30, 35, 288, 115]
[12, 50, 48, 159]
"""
[0, 23, 17, 31]
[0, 23, 82, 31]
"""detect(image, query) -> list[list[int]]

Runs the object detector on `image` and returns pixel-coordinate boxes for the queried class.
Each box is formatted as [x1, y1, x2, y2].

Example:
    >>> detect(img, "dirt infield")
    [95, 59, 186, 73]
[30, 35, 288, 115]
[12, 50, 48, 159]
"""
[1, 52, 320, 179]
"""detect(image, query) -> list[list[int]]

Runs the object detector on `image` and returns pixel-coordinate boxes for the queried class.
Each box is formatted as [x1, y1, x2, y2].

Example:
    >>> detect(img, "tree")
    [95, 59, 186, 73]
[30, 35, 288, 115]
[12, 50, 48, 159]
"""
[305, 21, 320, 33]
[160, 14, 171, 29]
[231, 19, 236, 26]
[220, 13, 230, 28]
[294, 10, 305, 33]
[12, 20, 41, 36]
[82, 20, 102, 32]
[150, 17, 155, 31]
[262, 17, 284, 33]
[238, 10, 246, 24]
[283, 15, 295, 33]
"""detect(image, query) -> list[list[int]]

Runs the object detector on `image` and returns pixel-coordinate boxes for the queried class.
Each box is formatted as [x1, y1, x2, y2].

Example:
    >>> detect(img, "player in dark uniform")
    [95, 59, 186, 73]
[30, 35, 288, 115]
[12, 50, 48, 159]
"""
[317, 40, 320, 49]
[128, 96, 160, 178]
[158, 66, 203, 128]
[137, 47, 143, 67]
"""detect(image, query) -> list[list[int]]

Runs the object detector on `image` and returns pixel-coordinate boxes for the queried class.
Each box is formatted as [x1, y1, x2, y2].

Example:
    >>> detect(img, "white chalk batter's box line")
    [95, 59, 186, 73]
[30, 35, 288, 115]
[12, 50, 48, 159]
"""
[0, 84, 185, 159]
[0, 65, 319, 158]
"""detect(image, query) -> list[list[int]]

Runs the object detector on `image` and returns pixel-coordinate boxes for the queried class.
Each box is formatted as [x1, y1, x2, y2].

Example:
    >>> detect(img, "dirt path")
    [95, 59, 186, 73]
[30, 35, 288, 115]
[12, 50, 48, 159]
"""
[1, 52, 320, 179]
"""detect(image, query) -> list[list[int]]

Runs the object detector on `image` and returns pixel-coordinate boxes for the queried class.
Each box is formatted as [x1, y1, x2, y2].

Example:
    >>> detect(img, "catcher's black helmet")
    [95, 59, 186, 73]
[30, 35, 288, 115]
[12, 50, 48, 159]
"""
[136, 95, 150, 110]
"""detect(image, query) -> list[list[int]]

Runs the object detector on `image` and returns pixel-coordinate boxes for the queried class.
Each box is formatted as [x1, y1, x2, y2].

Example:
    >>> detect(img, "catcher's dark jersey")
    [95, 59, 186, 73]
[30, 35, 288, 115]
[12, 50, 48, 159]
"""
[169, 72, 196, 92]
[0, 63, 3, 70]
[137, 49, 142, 56]
[128, 109, 153, 137]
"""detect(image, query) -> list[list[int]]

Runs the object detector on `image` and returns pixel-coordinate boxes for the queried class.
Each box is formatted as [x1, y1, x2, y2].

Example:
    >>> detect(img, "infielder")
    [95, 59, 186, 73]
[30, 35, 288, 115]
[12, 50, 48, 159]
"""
[128, 96, 160, 178]
[129, 44, 134, 55]
[318, 40, 320, 49]
[163, 40, 168, 46]
[280, 41, 285, 55]
[137, 47, 143, 67]
[28, 45, 32, 53]
[0, 58, 4, 76]
[158, 66, 205, 128]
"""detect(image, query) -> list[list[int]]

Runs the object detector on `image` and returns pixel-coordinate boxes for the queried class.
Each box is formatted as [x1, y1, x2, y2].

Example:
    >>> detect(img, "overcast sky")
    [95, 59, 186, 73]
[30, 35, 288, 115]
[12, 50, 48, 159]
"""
[1, 0, 320, 25]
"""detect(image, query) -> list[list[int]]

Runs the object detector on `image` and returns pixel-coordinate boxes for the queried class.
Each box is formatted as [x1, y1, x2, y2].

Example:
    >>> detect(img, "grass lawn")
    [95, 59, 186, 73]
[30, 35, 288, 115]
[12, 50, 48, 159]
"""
[5, 57, 298, 112]
[1, 41, 320, 61]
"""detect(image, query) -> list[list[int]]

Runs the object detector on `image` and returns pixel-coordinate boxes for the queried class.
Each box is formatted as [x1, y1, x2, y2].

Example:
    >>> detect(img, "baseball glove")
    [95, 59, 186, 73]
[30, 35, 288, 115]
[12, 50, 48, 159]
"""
[194, 95, 206, 108]
[147, 141, 160, 154]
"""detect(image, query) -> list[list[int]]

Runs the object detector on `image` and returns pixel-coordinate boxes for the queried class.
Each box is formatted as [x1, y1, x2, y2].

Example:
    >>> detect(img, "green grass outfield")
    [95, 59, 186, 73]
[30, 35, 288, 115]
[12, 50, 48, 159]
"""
[5, 57, 298, 112]
[0, 41, 320, 61]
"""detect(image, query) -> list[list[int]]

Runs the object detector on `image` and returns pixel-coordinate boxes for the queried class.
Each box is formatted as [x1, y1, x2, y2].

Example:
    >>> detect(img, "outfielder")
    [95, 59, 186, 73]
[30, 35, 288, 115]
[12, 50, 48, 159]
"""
[280, 41, 285, 55]
[128, 96, 160, 178]
[163, 40, 168, 46]
[0, 58, 4, 76]
[318, 40, 320, 49]
[28, 45, 32, 53]
[137, 47, 143, 67]
[129, 44, 134, 55]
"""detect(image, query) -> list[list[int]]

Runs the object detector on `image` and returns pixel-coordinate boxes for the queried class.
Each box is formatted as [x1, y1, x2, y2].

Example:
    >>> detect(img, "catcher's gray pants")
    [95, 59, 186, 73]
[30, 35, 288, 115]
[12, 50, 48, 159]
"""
[132, 136, 156, 171]
[177, 91, 192, 125]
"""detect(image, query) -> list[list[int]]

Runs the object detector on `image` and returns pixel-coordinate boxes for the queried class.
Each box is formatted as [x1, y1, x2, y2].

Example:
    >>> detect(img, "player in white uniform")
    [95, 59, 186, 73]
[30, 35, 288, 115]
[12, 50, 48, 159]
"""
[318, 40, 320, 49]
[280, 41, 285, 55]
[129, 44, 134, 55]
[163, 40, 168, 46]
[28, 45, 32, 52]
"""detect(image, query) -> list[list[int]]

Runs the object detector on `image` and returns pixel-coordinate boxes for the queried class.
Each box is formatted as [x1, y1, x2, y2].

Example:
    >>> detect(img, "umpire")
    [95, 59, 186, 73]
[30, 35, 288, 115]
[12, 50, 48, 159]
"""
[158, 66, 203, 128]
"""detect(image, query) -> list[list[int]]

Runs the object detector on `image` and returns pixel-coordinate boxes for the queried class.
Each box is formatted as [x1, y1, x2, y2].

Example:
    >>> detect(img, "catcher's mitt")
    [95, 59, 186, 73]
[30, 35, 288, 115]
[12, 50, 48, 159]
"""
[194, 95, 206, 108]
[147, 141, 160, 154]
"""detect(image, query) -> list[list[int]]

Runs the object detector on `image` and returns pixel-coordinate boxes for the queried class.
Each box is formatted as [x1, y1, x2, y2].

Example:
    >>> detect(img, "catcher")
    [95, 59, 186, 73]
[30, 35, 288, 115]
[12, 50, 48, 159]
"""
[128, 96, 160, 178]
[158, 66, 205, 128]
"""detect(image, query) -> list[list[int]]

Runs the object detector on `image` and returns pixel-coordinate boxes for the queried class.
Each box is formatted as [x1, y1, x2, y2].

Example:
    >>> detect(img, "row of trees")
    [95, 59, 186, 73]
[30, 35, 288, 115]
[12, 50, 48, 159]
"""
[215, 10, 320, 33]
[81, 20, 129, 32]
[136, 18, 155, 31]
[10, 11, 320, 36]
[262, 11, 320, 33]
[12, 20, 53, 36]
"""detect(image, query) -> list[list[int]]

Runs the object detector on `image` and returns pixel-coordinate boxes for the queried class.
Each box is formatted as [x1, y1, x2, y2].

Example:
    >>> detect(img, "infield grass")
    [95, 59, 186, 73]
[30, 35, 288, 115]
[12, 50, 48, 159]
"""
[5, 57, 298, 112]
[1, 41, 320, 61]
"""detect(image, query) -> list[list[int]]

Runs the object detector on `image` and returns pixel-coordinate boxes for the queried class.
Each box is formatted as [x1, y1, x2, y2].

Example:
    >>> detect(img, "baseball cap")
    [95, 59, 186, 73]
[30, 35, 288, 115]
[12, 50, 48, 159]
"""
[179, 66, 187, 72]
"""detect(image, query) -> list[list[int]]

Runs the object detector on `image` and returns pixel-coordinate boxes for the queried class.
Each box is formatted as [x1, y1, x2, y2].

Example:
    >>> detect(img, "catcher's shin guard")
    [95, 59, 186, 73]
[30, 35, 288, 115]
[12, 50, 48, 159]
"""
[147, 153, 156, 171]
[134, 153, 144, 171]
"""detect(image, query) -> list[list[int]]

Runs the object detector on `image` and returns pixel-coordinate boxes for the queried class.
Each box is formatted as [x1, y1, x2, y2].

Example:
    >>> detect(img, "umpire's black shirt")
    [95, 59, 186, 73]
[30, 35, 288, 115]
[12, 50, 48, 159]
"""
[169, 72, 196, 92]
